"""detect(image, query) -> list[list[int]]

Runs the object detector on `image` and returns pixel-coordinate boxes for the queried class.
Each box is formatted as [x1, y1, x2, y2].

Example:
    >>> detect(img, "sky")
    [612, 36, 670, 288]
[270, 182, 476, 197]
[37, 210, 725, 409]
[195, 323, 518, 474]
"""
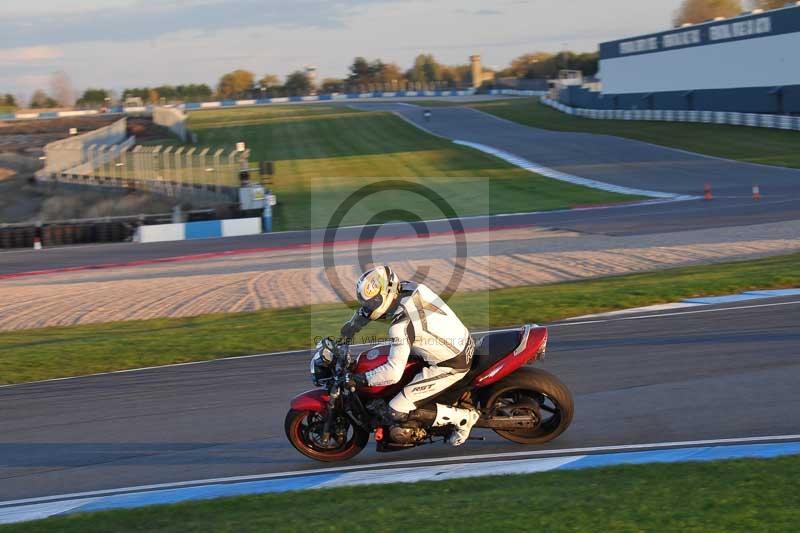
[1, 0, 688, 99]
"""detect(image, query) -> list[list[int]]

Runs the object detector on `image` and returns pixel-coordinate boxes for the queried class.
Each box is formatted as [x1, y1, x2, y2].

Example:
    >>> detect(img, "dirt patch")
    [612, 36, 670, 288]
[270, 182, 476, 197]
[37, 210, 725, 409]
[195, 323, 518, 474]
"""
[0, 152, 177, 223]
[126, 117, 175, 142]
[0, 116, 116, 135]
[0, 117, 187, 223]
[0, 116, 118, 155]
[0, 167, 15, 181]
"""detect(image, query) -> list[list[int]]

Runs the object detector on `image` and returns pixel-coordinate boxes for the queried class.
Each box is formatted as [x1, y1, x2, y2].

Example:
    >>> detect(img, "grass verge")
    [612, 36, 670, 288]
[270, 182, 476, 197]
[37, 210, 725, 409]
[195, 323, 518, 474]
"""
[5, 455, 799, 532]
[1, 252, 799, 385]
[184, 104, 637, 230]
[471, 97, 800, 168]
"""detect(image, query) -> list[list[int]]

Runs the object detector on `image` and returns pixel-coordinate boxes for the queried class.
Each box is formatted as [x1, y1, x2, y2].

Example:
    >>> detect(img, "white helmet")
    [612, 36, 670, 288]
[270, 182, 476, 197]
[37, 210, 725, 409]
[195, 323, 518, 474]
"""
[356, 266, 400, 320]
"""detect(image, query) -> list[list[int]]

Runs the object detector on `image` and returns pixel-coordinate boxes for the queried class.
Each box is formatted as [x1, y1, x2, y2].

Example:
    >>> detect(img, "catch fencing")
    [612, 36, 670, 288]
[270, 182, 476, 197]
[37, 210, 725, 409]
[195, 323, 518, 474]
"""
[40, 117, 129, 176]
[540, 96, 800, 132]
[38, 141, 249, 204]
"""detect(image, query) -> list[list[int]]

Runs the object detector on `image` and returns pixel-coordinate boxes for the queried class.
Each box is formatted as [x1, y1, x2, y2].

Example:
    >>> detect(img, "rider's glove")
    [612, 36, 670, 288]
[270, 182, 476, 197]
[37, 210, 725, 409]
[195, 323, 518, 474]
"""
[340, 309, 369, 341]
[346, 373, 369, 389]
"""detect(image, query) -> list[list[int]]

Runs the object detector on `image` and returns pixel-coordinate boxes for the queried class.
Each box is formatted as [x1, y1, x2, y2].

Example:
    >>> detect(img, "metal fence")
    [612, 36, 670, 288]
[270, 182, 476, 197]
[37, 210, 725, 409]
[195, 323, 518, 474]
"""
[540, 96, 800, 132]
[40, 117, 129, 176]
[38, 142, 250, 203]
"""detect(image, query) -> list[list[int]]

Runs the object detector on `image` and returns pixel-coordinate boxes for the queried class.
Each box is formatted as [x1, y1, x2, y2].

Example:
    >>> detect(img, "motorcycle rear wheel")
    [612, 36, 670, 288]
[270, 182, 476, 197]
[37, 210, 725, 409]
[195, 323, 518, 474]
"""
[483, 368, 574, 445]
[285, 409, 369, 462]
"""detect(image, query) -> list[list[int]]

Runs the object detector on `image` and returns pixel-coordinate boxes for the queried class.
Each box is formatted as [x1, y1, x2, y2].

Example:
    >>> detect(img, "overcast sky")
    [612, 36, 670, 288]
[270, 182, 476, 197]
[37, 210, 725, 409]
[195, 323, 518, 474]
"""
[1, 0, 688, 98]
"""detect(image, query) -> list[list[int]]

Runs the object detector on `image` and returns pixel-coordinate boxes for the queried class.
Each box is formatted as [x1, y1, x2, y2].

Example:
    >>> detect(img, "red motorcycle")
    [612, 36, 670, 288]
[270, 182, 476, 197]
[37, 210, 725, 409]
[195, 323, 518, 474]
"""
[285, 324, 573, 462]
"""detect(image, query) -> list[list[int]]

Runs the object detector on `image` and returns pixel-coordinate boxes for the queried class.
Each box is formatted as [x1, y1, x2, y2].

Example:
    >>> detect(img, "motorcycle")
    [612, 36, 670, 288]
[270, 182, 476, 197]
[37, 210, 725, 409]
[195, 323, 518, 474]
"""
[285, 324, 573, 462]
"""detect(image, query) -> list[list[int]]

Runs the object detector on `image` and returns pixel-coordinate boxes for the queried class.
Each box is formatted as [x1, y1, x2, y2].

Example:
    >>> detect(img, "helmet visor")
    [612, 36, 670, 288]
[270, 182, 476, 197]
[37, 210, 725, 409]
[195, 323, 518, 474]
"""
[358, 293, 384, 313]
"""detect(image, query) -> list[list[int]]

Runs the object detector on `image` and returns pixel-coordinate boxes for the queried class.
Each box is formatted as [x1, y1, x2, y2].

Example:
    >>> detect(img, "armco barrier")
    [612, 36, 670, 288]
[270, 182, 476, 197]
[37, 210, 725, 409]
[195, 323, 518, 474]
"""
[2, 90, 481, 122]
[541, 97, 800, 132]
[488, 89, 548, 97]
[136, 217, 262, 243]
[182, 90, 478, 112]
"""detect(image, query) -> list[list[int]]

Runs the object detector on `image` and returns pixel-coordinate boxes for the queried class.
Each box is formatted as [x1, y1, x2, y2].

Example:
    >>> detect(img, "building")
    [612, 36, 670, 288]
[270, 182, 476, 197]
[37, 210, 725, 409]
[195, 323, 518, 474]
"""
[560, 3, 800, 114]
[470, 55, 495, 89]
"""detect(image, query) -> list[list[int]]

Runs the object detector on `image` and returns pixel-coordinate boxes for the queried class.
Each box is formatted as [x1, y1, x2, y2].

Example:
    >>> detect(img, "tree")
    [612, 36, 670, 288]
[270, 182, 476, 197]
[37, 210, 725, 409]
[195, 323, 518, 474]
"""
[347, 57, 372, 85]
[407, 54, 444, 84]
[321, 78, 345, 93]
[284, 70, 312, 96]
[673, 0, 742, 26]
[749, 0, 789, 9]
[29, 90, 57, 108]
[2, 94, 15, 108]
[503, 52, 554, 78]
[50, 71, 75, 107]
[440, 64, 471, 86]
[76, 88, 110, 107]
[148, 89, 160, 104]
[217, 69, 255, 99]
[259, 74, 280, 89]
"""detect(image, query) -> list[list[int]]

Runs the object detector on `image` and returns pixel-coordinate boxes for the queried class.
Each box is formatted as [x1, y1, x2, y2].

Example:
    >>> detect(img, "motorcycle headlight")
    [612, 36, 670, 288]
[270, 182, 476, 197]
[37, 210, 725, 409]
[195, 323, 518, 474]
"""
[310, 354, 333, 385]
[315, 337, 336, 365]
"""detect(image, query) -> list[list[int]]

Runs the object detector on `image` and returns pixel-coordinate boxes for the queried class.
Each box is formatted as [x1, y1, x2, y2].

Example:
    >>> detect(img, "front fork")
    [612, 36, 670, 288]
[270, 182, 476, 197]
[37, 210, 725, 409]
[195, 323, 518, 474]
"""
[320, 385, 341, 446]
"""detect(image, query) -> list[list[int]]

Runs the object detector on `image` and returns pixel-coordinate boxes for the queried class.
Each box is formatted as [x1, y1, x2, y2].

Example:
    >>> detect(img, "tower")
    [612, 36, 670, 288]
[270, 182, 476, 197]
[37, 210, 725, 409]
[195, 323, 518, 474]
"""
[470, 55, 482, 88]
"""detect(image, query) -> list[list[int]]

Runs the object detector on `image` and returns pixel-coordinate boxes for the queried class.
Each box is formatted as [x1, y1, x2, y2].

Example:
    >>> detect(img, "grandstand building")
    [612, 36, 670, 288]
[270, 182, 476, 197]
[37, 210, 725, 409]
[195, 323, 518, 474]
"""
[560, 3, 800, 114]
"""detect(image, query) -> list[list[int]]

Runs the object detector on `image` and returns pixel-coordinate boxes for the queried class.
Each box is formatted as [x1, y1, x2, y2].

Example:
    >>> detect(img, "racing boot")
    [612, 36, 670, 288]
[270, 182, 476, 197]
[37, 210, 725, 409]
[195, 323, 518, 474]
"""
[433, 404, 480, 446]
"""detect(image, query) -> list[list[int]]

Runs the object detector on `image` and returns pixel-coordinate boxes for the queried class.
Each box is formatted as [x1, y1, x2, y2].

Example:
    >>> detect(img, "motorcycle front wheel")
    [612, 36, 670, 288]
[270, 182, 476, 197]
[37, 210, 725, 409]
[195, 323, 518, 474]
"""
[284, 409, 369, 462]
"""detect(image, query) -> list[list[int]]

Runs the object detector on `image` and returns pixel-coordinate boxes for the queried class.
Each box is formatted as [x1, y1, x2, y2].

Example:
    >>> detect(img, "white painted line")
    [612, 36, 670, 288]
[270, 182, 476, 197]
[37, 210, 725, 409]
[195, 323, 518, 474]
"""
[0, 498, 99, 524]
[550, 299, 800, 328]
[317, 456, 582, 488]
[3, 433, 799, 508]
[453, 140, 690, 200]
[566, 302, 704, 321]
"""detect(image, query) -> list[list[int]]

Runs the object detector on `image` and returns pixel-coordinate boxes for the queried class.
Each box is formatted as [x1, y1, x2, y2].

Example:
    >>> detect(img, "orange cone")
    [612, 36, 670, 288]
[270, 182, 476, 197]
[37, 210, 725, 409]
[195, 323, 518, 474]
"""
[752, 185, 761, 200]
[704, 183, 713, 201]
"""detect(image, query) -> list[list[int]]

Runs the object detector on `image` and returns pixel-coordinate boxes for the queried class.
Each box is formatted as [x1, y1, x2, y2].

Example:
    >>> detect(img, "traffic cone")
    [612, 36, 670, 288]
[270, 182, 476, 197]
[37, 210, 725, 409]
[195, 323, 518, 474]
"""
[703, 183, 713, 201]
[752, 185, 761, 200]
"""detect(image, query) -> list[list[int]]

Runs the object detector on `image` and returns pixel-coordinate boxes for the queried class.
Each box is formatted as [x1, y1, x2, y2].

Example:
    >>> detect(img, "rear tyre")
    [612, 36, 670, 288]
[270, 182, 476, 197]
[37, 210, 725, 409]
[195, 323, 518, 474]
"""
[482, 368, 574, 445]
[285, 409, 369, 462]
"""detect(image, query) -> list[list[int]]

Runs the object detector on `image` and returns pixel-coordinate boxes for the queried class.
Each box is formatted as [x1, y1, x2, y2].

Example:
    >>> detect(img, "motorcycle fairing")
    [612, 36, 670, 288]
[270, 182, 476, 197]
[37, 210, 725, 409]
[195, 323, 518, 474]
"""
[471, 326, 548, 387]
[290, 389, 330, 412]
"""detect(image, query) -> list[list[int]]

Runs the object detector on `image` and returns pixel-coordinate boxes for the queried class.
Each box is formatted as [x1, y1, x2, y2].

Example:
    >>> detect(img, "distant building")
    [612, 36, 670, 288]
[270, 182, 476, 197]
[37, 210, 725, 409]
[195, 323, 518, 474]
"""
[560, 3, 800, 114]
[470, 55, 495, 89]
[124, 96, 144, 108]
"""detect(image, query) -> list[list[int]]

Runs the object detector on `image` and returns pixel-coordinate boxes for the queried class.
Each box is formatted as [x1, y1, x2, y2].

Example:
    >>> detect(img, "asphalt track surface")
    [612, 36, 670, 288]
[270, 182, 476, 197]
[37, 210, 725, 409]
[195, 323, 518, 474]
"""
[3, 103, 800, 274]
[2, 296, 799, 501]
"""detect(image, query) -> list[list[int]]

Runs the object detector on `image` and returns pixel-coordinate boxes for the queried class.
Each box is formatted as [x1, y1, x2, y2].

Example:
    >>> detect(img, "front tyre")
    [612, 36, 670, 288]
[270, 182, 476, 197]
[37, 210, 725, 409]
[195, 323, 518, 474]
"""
[483, 368, 574, 445]
[285, 409, 369, 462]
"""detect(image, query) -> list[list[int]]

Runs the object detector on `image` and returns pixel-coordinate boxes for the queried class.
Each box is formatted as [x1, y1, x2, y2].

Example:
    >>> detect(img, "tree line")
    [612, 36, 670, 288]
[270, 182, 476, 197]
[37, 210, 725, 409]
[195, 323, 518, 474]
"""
[10, 0, 790, 110]
[674, 0, 788, 26]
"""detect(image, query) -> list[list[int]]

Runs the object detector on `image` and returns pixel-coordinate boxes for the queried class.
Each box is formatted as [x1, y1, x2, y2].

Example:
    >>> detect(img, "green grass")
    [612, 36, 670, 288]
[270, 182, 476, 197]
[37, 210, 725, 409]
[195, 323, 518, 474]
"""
[183, 104, 637, 230]
[7, 456, 800, 532]
[471, 97, 800, 168]
[2, 252, 799, 385]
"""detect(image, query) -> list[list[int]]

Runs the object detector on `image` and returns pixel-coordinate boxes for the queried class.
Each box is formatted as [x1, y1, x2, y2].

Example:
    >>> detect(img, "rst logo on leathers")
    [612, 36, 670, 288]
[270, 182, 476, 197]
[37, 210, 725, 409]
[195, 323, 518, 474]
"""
[411, 383, 436, 393]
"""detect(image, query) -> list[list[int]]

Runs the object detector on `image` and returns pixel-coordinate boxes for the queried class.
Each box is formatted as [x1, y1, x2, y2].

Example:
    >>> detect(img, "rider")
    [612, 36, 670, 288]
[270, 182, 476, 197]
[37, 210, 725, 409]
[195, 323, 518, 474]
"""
[340, 266, 480, 446]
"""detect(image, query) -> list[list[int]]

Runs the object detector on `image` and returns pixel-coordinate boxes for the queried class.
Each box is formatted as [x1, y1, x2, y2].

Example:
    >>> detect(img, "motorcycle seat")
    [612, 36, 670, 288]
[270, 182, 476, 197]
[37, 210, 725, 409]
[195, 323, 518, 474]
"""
[471, 329, 522, 374]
